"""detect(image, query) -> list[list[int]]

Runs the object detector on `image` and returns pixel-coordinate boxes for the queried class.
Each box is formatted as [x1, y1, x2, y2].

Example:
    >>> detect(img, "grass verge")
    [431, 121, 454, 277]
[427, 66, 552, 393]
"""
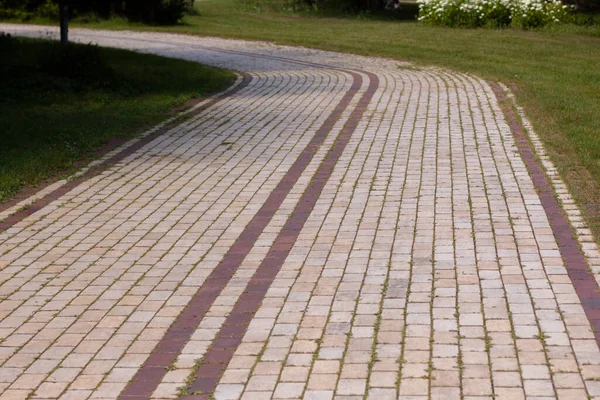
[0, 36, 235, 204]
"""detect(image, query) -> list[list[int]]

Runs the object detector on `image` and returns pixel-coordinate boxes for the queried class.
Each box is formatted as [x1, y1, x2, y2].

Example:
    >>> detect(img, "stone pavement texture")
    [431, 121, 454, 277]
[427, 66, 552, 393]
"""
[2, 25, 600, 400]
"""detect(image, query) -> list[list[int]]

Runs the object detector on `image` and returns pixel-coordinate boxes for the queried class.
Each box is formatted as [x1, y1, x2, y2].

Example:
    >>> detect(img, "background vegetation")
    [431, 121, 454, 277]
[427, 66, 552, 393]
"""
[0, 0, 194, 25]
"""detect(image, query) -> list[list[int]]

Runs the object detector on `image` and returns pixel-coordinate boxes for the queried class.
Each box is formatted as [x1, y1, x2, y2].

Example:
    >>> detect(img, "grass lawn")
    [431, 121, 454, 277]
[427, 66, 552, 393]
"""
[0, 37, 235, 205]
[45, 0, 600, 243]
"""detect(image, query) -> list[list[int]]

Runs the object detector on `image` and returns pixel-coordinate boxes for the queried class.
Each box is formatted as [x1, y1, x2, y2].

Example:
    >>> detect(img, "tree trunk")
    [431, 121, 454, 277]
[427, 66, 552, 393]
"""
[59, 1, 68, 44]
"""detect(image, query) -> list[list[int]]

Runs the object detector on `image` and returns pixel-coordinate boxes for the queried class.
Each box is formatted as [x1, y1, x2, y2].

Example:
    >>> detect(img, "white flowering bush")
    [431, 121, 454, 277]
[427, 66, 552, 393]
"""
[511, 0, 571, 27]
[418, 0, 571, 28]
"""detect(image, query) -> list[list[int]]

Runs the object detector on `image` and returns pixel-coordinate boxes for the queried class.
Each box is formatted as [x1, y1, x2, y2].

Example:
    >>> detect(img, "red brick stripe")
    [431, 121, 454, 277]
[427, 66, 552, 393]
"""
[181, 71, 377, 399]
[490, 82, 600, 346]
[116, 60, 377, 398]
[0, 74, 252, 233]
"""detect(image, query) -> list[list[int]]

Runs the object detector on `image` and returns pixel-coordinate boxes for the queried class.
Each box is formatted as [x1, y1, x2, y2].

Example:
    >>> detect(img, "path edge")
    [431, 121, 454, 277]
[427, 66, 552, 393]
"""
[0, 73, 251, 233]
[490, 81, 600, 346]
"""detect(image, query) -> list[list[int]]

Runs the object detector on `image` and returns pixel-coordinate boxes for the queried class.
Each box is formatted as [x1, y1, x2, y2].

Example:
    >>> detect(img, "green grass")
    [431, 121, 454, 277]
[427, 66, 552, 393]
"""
[0, 37, 235, 204]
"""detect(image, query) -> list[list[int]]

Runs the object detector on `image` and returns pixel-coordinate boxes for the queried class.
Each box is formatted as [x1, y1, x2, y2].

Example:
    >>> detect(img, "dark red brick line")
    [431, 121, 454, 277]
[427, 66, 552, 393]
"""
[116, 54, 377, 397]
[0, 74, 252, 234]
[182, 71, 378, 400]
[490, 82, 600, 346]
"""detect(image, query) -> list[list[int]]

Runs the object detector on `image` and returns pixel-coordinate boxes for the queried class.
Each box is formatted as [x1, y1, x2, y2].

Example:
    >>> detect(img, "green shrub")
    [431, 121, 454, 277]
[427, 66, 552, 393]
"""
[36, 0, 58, 19]
[512, 0, 571, 27]
[0, 0, 191, 24]
[418, 0, 572, 28]
[155, 0, 190, 24]
[122, 0, 190, 24]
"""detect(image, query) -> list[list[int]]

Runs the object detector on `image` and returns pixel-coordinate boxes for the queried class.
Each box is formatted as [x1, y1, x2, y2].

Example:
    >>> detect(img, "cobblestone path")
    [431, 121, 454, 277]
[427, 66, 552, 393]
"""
[2, 25, 600, 400]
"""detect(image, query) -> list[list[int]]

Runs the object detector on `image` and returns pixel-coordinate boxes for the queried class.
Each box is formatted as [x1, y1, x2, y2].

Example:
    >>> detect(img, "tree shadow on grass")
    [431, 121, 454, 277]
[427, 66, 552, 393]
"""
[0, 37, 234, 203]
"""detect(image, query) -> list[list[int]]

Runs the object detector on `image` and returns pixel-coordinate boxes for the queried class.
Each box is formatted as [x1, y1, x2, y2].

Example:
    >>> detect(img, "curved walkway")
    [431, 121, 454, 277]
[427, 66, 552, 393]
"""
[2, 25, 600, 400]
